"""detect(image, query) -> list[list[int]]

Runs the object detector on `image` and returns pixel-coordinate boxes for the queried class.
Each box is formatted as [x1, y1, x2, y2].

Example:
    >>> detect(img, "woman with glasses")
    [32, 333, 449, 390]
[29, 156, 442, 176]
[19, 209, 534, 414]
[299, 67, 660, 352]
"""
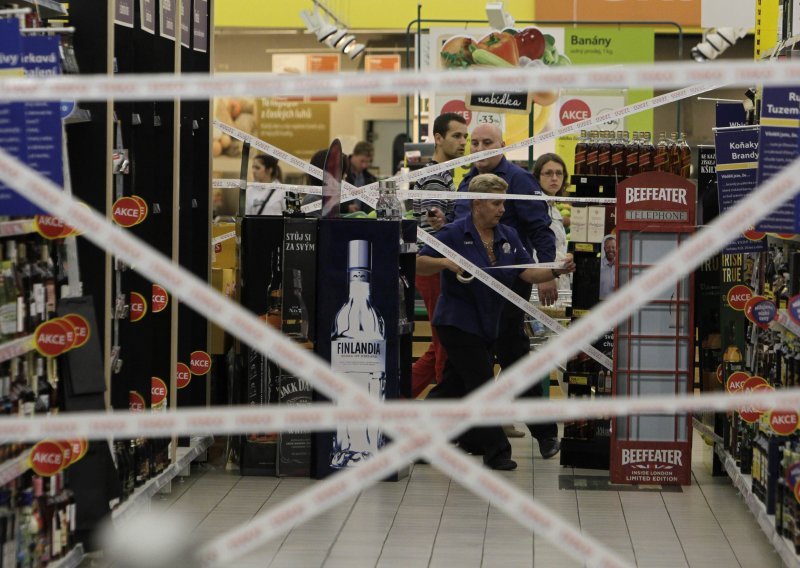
[532, 153, 571, 290]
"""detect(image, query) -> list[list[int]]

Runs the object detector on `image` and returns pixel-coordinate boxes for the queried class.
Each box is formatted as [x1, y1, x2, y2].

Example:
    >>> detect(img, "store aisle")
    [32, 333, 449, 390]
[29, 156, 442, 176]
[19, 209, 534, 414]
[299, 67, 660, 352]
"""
[123, 430, 782, 568]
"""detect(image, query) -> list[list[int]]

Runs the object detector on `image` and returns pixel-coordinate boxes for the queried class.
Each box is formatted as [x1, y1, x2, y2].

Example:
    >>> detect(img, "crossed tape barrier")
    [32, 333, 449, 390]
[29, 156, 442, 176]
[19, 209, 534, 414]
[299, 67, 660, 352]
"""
[211, 179, 324, 195]
[0, 58, 793, 102]
[3, 144, 800, 566]
[2, 80, 796, 566]
[0, 389, 798, 443]
[202, 151, 800, 563]
[0, 147, 630, 568]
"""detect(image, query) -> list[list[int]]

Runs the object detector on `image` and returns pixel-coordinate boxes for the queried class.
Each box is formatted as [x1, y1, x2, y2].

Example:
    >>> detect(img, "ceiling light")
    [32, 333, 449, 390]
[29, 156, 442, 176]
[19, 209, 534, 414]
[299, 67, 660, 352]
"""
[337, 34, 356, 51]
[326, 28, 349, 48]
[345, 43, 365, 59]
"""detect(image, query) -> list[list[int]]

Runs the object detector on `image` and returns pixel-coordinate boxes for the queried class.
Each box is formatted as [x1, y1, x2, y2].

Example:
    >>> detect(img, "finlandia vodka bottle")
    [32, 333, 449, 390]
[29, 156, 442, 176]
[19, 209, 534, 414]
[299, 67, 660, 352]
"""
[330, 240, 386, 468]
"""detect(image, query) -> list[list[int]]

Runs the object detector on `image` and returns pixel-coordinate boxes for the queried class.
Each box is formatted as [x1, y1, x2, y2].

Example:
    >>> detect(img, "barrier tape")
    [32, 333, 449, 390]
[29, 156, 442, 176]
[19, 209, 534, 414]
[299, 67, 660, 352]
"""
[0, 58, 790, 102]
[399, 189, 616, 203]
[212, 179, 323, 195]
[484, 262, 565, 270]
[0, 389, 797, 443]
[210, 231, 236, 246]
[3, 86, 798, 566]
[0, 147, 628, 568]
[418, 230, 613, 369]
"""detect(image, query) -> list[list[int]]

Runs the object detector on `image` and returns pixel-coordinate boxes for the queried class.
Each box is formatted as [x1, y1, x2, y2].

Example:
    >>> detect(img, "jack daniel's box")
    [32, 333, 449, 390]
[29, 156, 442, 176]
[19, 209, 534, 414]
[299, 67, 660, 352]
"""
[277, 218, 316, 476]
[239, 216, 284, 475]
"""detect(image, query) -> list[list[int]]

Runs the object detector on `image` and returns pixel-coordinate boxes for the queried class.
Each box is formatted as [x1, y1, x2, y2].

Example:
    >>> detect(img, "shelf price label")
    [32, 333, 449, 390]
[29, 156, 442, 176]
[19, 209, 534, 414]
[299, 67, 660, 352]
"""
[29, 440, 66, 477]
[34, 319, 72, 357]
[176, 362, 191, 389]
[190, 350, 211, 375]
[152, 284, 169, 313]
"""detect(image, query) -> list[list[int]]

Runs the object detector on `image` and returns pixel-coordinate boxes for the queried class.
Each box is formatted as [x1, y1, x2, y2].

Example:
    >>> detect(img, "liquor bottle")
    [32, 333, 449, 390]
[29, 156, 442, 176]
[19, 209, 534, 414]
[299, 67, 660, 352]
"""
[776, 441, 785, 533]
[330, 240, 386, 468]
[610, 131, 626, 177]
[678, 133, 692, 178]
[585, 131, 599, 175]
[574, 130, 588, 175]
[266, 246, 282, 330]
[653, 132, 670, 172]
[623, 131, 638, 177]
[376, 179, 402, 220]
[597, 131, 612, 175]
[638, 132, 655, 173]
[668, 132, 680, 175]
[283, 269, 311, 346]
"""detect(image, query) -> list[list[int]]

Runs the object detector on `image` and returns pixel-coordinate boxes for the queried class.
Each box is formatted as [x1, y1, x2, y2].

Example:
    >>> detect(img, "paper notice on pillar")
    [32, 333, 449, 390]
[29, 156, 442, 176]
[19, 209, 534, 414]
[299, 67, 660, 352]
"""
[714, 126, 764, 253]
[192, 0, 208, 52]
[0, 19, 34, 216]
[180, 0, 191, 48]
[21, 36, 62, 196]
[114, 0, 135, 27]
[160, 0, 176, 40]
[140, 0, 156, 34]
[754, 87, 800, 232]
[255, 98, 330, 163]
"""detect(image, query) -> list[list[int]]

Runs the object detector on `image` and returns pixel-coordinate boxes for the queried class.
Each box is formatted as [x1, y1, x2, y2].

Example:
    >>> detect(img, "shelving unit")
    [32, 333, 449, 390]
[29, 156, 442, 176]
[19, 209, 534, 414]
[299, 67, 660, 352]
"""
[0, 219, 36, 237]
[111, 435, 212, 523]
[715, 443, 800, 568]
[773, 309, 800, 337]
[46, 543, 85, 568]
[0, 449, 31, 486]
[0, 334, 35, 364]
[13, 0, 67, 19]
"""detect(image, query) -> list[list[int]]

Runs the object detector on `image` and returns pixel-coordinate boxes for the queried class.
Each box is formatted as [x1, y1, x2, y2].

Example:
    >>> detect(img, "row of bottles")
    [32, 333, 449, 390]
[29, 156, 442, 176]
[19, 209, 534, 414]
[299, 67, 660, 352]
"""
[0, 240, 57, 342]
[0, 471, 76, 568]
[574, 130, 692, 178]
[112, 438, 170, 503]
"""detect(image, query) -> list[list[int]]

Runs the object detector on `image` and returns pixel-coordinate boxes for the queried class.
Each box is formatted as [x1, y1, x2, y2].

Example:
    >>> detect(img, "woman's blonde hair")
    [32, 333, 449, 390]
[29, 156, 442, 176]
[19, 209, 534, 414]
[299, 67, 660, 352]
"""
[468, 173, 508, 194]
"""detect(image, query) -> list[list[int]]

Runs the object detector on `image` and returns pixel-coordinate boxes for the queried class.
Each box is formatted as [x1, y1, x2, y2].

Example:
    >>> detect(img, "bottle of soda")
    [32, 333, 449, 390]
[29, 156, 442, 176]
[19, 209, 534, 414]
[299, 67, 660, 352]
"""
[585, 131, 599, 175]
[597, 131, 612, 175]
[624, 131, 639, 177]
[678, 132, 692, 178]
[610, 131, 626, 177]
[668, 132, 681, 175]
[653, 132, 670, 172]
[574, 130, 588, 175]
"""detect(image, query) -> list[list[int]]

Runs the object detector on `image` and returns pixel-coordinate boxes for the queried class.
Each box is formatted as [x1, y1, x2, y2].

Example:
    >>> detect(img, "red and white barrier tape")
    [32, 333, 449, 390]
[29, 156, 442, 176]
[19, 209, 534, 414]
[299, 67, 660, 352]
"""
[211, 179, 323, 195]
[0, 59, 789, 102]
[399, 189, 616, 203]
[0, 389, 797, 443]
[0, 147, 628, 568]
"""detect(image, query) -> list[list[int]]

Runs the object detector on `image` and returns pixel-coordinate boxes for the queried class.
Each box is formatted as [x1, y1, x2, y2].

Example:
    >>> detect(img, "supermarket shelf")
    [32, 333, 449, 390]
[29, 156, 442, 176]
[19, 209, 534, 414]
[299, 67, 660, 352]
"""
[63, 107, 92, 125]
[762, 34, 800, 59]
[14, 0, 67, 19]
[0, 219, 36, 237]
[111, 435, 212, 524]
[0, 449, 32, 487]
[0, 335, 35, 365]
[714, 443, 800, 568]
[46, 543, 84, 568]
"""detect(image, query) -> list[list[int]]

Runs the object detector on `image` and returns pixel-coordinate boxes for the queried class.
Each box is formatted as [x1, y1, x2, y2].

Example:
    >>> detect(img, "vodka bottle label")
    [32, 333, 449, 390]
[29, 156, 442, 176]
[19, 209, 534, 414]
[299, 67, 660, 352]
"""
[331, 338, 387, 373]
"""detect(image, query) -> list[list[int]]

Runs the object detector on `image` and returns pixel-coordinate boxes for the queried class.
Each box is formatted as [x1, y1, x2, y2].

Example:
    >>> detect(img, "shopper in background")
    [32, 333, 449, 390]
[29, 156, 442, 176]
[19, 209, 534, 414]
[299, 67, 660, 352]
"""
[343, 141, 377, 214]
[533, 153, 571, 290]
[453, 124, 560, 457]
[410, 112, 469, 398]
[417, 174, 575, 470]
[599, 234, 617, 300]
[247, 154, 285, 216]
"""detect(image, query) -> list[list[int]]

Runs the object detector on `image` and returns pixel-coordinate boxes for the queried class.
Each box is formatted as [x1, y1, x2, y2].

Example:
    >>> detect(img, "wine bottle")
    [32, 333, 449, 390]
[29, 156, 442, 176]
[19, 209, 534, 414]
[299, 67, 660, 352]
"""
[330, 240, 386, 468]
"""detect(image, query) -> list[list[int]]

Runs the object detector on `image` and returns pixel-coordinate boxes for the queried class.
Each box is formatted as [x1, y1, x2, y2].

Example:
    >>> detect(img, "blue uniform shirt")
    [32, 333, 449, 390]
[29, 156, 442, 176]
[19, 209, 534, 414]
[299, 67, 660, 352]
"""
[452, 157, 555, 262]
[418, 214, 532, 342]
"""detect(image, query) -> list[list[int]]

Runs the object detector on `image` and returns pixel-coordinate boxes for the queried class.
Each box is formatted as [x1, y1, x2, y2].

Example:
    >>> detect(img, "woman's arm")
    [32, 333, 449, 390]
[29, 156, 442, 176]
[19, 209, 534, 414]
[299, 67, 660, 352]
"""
[519, 255, 575, 284]
[416, 255, 462, 276]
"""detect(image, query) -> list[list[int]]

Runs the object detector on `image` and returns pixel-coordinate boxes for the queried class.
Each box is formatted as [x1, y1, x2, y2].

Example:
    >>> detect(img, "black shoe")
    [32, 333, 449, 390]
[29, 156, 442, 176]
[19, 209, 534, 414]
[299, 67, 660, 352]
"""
[537, 437, 561, 459]
[486, 457, 517, 471]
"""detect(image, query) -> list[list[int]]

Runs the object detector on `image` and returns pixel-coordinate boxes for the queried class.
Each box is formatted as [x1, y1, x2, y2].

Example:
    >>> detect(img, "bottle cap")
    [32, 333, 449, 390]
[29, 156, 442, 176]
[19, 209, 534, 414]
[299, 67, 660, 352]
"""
[379, 179, 397, 191]
[347, 240, 371, 270]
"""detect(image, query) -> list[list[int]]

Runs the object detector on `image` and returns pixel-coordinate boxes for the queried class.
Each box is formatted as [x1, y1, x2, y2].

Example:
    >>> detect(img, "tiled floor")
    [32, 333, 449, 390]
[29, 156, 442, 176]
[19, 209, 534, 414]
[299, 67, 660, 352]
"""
[133, 430, 784, 568]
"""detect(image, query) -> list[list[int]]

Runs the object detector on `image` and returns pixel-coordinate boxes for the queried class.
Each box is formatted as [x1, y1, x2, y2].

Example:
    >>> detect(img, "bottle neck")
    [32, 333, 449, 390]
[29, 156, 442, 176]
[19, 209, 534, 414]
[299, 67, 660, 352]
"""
[348, 268, 370, 287]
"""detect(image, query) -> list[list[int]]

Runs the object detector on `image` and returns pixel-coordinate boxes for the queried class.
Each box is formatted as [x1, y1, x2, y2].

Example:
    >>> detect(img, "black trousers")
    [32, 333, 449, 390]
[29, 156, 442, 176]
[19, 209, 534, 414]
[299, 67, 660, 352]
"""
[428, 325, 511, 464]
[494, 279, 558, 441]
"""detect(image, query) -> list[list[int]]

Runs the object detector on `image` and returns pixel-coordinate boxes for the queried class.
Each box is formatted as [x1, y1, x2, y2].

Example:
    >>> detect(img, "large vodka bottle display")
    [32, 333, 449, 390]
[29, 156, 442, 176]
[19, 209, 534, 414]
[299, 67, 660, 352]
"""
[330, 240, 387, 468]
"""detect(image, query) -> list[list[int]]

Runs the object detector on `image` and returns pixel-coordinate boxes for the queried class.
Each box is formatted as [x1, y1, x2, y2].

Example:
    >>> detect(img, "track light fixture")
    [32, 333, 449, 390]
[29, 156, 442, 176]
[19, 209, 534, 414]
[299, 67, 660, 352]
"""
[691, 27, 748, 62]
[300, 3, 366, 60]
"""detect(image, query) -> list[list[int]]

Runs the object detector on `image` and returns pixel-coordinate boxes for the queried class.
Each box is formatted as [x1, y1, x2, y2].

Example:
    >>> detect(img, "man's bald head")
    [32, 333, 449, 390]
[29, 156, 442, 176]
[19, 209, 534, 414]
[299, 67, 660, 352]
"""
[470, 123, 505, 173]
